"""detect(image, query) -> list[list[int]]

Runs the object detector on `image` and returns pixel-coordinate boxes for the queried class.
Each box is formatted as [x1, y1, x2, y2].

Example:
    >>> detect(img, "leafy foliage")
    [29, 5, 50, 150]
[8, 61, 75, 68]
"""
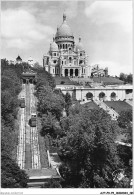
[119, 73, 133, 84]
[40, 112, 62, 138]
[117, 110, 132, 145]
[1, 59, 28, 188]
[35, 68, 56, 89]
[64, 92, 72, 116]
[1, 153, 28, 188]
[36, 86, 65, 120]
[58, 106, 122, 188]
[117, 110, 132, 129]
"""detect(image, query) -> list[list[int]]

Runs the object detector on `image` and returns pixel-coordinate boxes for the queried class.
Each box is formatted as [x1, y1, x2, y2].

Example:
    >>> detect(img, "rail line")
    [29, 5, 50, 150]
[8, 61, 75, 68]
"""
[30, 84, 41, 169]
[17, 83, 41, 170]
[17, 84, 26, 169]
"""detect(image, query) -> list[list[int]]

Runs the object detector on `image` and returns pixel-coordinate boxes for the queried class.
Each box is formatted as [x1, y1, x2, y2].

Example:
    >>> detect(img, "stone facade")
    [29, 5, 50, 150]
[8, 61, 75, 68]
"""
[43, 13, 91, 77]
[56, 85, 133, 102]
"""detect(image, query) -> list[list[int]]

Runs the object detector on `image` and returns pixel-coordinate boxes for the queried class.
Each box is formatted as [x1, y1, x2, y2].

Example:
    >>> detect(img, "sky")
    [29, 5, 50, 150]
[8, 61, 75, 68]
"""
[1, 0, 133, 76]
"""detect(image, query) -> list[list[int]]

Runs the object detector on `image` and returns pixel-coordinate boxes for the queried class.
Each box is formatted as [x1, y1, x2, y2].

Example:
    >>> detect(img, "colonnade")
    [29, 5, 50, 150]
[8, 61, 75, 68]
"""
[62, 68, 81, 77]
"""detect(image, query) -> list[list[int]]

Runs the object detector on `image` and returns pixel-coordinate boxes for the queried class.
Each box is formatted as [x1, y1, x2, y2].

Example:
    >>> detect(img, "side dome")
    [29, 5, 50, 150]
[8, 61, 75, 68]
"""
[55, 13, 73, 38]
[50, 39, 58, 51]
[76, 37, 84, 51]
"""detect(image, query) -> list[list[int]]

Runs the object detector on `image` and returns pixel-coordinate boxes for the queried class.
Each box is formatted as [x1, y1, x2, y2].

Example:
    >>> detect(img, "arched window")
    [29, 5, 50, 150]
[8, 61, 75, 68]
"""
[111, 92, 116, 97]
[86, 92, 93, 100]
[65, 69, 68, 77]
[99, 92, 105, 100]
[111, 92, 116, 101]
[75, 69, 78, 76]
[79, 60, 83, 64]
[69, 57, 72, 63]
[63, 44, 65, 49]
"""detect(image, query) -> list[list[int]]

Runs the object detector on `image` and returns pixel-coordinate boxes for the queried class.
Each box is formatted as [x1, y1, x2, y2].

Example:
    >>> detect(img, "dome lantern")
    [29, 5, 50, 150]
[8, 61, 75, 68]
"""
[63, 12, 66, 22]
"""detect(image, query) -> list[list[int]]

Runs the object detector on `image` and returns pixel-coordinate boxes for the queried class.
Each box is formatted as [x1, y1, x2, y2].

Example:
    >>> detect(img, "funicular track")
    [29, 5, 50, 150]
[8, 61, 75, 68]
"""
[17, 82, 60, 187]
[17, 83, 41, 170]
[30, 84, 41, 169]
[17, 84, 26, 169]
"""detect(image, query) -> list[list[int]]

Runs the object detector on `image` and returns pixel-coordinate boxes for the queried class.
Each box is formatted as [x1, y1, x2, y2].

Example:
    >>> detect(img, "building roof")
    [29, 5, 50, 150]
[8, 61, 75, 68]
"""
[55, 13, 73, 38]
[83, 101, 99, 110]
[104, 101, 132, 114]
[93, 76, 124, 85]
[16, 55, 22, 61]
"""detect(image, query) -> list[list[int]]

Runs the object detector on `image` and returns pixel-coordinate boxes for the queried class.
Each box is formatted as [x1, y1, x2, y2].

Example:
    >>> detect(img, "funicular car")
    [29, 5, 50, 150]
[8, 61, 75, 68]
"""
[20, 98, 25, 108]
[30, 113, 37, 127]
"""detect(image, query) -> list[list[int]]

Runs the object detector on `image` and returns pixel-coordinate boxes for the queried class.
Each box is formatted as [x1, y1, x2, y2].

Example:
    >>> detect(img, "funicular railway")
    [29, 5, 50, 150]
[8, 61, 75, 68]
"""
[17, 71, 60, 187]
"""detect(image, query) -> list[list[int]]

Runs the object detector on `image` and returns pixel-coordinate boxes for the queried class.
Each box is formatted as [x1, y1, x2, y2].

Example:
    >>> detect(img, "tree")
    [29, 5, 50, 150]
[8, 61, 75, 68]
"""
[40, 112, 62, 138]
[35, 68, 56, 89]
[33, 62, 41, 69]
[64, 92, 72, 116]
[58, 108, 122, 188]
[1, 153, 28, 188]
[1, 60, 28, 188]
[126, 74, 133, 84]
[37, 86, 65, 120]
[117, 110, 132, 144]
[119, 73, 127, 83]
[117, 110, 132, 129]
[119, 73, 133, 84]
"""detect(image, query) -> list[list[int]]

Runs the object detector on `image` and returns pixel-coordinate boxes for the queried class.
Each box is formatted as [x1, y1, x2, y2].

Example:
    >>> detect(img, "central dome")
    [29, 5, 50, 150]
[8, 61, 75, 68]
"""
[55, 13, 73, 38]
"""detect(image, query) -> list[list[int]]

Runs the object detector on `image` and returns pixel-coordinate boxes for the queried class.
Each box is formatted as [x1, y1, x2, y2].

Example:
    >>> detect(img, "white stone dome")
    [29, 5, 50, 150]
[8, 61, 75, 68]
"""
[50, 40, 58, 51]
[55, 13, 73, 38]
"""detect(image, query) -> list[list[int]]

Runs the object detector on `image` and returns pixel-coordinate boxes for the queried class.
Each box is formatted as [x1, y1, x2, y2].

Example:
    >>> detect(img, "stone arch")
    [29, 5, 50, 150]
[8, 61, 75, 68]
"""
[99, 92, 105, 101]
[86, 92, 93, 100]
[23, 79, 26, 84]
[70, 69, 73, 77]
[111, 92, 116, 101]
[75, 69, 78, 76]
[65, 69, 68, 77]
[29, 79, 33, 84]
[69, 57, 72, 63]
